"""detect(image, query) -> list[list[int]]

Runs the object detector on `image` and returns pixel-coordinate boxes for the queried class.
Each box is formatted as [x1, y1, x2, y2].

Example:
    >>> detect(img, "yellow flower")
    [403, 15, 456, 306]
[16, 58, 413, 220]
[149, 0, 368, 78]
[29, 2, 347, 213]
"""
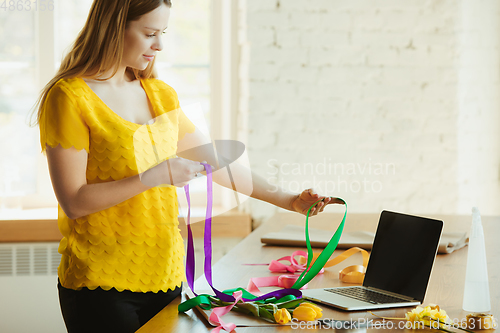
[404, 304, 451, 329]
[293, 306, 316, 321]
[421, 306, 433, 319]
[292, 302, 323, 321]
[406, 306, 423, 321]
[429, 304, 440, 312]
[274, 308, 291, 325]
[299, 302, 323, 319]
[405, 310, 419, 323]
[430, 308, 450, 327]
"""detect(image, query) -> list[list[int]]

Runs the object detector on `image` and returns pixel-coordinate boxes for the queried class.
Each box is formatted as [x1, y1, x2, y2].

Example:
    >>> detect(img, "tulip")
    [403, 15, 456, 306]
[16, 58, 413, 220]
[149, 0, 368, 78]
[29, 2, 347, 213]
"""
[298, 302, 323, 319]
[292, 304, 318, 322]
[274, 308, 291, 325]
[293, 306, 316, 321]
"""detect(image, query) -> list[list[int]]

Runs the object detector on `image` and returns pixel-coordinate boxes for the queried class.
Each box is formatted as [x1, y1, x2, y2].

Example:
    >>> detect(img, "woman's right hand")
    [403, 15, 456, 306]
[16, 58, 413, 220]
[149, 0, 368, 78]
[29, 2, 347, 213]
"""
[140, 157, 210, 188]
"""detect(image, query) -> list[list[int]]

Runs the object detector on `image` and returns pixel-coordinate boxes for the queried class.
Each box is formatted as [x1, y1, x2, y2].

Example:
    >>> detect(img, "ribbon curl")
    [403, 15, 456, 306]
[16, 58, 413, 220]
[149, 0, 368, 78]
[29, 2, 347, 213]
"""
[299, 246, 369, 284]
[268, 250, 325, 274]
[248, 247, 369, 294]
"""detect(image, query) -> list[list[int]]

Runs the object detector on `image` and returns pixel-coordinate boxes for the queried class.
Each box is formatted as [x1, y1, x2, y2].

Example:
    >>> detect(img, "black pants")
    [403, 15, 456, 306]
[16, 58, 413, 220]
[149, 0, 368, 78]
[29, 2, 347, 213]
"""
[58, 280, 181, 333]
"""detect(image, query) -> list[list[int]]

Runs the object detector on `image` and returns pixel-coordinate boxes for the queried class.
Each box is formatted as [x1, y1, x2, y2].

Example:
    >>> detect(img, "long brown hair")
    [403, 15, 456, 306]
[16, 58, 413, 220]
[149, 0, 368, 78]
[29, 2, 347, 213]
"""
[29, 0, 172, 127]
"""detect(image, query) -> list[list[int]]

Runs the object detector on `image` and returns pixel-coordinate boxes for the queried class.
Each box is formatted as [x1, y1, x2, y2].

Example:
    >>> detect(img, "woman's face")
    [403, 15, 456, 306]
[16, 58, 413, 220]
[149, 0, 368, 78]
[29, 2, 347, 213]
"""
[123, 4, 170, 71]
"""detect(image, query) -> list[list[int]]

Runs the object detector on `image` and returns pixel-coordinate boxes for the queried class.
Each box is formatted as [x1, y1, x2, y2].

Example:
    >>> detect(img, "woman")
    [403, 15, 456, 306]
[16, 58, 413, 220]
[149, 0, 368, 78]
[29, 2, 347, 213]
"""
[31, 1, 340, 332]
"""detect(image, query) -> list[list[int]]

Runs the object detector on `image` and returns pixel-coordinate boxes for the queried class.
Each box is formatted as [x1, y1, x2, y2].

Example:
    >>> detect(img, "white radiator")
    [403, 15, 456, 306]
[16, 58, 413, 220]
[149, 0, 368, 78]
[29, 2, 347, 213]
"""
[0, 242, 66, 333]
[0, 242, 60, 276]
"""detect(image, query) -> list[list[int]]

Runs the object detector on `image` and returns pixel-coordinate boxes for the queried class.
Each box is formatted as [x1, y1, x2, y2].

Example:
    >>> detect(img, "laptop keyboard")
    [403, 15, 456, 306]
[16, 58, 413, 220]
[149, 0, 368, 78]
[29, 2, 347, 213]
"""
[325, 287, 410, 304]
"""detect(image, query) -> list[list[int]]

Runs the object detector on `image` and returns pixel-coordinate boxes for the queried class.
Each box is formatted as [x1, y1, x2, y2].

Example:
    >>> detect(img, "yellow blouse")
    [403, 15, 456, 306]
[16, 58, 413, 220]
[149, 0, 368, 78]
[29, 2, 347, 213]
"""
[39, 77, 195, 293]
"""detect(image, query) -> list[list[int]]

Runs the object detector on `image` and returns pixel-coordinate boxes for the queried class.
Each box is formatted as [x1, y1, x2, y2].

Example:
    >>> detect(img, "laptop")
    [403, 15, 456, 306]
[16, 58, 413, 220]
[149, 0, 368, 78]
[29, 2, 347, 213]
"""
[301, 210, 443, 311]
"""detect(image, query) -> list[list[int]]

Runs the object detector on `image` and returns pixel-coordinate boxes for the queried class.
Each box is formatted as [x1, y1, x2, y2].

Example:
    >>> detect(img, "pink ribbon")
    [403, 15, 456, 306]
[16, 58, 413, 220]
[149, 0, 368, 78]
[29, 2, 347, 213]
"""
[208, 290, 243, 333]
[247, 274, 308, 294]
[244, 251, 324, 295]
[268, 250, 325, 274]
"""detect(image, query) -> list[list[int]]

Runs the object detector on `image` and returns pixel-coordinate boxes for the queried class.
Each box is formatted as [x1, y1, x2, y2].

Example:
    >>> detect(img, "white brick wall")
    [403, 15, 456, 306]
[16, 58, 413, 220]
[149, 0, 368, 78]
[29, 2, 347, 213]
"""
[238, 0, 500, 226]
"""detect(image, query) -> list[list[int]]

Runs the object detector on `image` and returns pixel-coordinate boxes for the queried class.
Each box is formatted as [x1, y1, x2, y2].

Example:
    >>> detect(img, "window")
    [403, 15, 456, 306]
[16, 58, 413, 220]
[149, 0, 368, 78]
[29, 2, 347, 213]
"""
[0, 5, 39, 213]
[0, 0, 231, 217]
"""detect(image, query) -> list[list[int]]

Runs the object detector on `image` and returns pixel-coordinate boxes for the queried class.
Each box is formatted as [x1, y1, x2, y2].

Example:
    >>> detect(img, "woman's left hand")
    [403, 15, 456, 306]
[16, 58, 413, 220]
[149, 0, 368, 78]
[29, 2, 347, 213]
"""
[291, 188, 344, 216]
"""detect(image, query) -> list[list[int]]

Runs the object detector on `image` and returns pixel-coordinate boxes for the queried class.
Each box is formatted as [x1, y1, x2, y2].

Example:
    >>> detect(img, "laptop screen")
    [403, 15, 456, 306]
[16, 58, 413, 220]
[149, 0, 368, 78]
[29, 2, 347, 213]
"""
[363, 211, 443, 302]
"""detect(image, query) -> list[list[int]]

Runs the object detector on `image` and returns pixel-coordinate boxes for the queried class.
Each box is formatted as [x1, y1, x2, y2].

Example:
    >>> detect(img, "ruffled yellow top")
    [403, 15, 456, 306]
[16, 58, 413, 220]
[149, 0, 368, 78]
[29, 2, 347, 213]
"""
[39, 77, 195, 293]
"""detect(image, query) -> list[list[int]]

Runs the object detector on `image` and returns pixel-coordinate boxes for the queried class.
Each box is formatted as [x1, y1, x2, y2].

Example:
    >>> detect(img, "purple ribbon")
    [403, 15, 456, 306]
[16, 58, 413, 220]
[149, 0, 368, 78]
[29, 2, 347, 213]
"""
[184, 163, 302, 302]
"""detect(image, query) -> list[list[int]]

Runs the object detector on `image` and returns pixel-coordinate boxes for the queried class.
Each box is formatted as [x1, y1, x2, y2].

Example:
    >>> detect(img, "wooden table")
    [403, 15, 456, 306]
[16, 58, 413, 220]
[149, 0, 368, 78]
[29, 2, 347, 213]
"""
[137, 212, 500, 332]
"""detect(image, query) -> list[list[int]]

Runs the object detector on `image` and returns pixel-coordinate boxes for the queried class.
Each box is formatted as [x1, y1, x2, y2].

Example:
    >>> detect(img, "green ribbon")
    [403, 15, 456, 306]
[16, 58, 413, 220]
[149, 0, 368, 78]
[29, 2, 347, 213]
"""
[178, 294, 213, 312]
[292, 197, 347, 289]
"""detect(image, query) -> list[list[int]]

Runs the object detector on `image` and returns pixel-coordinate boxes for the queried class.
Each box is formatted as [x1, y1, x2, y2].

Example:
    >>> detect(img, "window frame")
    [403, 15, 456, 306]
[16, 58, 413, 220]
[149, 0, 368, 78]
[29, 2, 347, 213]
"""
[209, 0, 241, 212]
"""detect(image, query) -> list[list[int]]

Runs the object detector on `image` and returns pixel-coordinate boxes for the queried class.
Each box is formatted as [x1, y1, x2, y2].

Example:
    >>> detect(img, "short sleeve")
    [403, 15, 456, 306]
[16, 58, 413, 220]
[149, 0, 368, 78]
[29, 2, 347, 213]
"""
[177, 105, 196, 141]
[39, 81, 90, 155]
[166, 85, 196, 141]
[149, 79, 196, 141]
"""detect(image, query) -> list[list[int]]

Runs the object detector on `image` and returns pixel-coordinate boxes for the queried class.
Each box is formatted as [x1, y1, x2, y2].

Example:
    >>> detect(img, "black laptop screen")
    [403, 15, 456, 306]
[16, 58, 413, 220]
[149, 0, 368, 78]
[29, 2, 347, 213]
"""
[363, 211, 443, 302]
